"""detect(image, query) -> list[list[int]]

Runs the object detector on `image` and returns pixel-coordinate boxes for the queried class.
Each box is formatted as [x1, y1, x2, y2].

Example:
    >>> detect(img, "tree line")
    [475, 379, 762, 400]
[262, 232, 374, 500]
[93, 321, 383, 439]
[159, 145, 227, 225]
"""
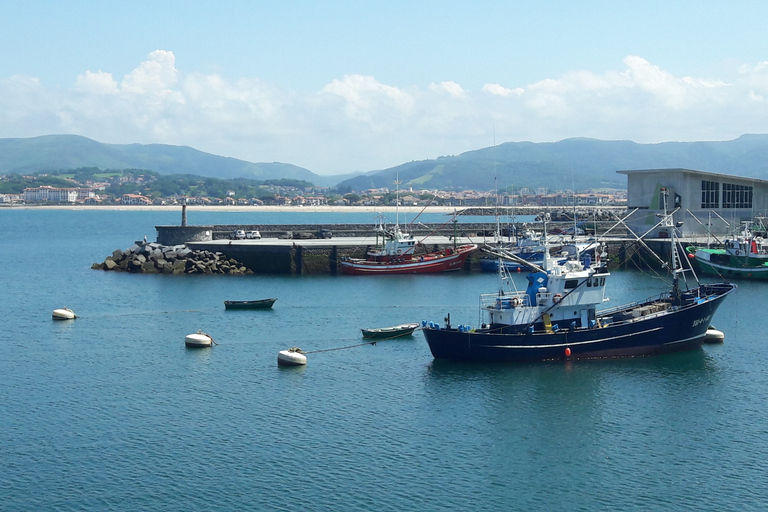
[0, 167, 319, 201]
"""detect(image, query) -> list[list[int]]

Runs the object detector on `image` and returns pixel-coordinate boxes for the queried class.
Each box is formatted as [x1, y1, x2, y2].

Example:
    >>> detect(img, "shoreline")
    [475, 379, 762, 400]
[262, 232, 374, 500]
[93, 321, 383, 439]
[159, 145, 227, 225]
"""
[0, 204, 462, 214]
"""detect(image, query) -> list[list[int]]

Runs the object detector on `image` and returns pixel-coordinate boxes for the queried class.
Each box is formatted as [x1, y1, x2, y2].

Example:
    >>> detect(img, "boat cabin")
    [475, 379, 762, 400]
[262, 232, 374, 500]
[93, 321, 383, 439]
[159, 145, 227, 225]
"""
[481, 257, 609, 333]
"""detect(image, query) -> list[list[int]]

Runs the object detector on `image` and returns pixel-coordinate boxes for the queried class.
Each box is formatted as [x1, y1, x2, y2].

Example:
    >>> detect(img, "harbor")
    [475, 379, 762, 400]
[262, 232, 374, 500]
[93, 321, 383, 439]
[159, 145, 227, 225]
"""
[150, 220, 710, 275]
[6, 206, 768, 510]
[4, 206, 768, 511]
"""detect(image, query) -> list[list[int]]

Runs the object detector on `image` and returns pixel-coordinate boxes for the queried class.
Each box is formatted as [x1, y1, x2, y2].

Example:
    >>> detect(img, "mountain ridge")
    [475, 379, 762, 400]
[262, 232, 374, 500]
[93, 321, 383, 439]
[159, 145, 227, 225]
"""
[3, 134, 768, 192]
[335, 135, 768, 191]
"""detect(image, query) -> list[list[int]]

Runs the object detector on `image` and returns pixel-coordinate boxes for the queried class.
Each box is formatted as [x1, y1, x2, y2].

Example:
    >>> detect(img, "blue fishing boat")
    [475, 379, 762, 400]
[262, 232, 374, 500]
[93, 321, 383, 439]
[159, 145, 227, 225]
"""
[423, 190, 736, 362]
[479, 241, 598, 272]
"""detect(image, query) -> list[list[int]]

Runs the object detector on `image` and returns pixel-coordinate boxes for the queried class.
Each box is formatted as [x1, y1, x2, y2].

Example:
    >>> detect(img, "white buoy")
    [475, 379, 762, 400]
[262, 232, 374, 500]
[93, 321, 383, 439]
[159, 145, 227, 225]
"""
[278, 347, 307, 366]
[52, 308, 77, 320]
[185, 331, 214, 348]
[704, 327, 725, 344]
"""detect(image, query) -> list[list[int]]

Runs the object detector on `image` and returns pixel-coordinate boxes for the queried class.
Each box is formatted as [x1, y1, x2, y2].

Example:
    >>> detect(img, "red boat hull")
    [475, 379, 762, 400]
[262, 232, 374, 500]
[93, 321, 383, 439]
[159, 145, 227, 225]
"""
[340, 245, 477, 275]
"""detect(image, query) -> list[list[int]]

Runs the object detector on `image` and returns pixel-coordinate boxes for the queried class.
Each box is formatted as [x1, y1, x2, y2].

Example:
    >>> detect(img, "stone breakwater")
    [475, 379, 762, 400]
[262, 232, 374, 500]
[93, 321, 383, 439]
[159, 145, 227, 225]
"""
[91, 241, 253, 275]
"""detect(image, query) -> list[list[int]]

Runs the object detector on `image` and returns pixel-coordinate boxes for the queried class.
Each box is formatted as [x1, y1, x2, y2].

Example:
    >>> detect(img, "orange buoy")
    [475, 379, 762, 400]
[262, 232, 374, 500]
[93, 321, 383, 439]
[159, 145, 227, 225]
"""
[565, 347, 572, 357]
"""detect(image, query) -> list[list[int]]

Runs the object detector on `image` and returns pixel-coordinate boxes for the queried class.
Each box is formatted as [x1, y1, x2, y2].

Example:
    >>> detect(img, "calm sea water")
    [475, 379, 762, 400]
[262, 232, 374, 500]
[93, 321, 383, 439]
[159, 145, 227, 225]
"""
[2, 209, 767, 511]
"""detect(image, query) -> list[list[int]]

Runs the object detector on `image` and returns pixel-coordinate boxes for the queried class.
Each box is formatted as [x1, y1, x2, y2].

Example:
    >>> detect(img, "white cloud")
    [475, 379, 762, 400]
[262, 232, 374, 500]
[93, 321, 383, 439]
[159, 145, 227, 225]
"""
[430, 81, 465, 98]
[2, 52, 768, 174]
[482, 83, 523, 97]
[121, 49, 178, 96]
[321, 74, 414, 123]
[75, 70, 118, 95]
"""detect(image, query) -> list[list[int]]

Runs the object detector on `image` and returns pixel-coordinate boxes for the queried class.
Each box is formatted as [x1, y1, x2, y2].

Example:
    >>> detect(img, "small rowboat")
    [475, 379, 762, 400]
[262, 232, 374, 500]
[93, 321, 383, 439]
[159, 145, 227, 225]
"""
[361, 322, 420, 340]
[224, 298, 277, 310]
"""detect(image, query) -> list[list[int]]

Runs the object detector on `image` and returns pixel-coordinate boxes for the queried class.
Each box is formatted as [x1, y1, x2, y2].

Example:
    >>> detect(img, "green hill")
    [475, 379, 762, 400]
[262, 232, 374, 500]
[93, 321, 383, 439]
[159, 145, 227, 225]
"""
[337, 135, 768, 192]
[3, 134, 768, 192]
[0, 134, 344, 186]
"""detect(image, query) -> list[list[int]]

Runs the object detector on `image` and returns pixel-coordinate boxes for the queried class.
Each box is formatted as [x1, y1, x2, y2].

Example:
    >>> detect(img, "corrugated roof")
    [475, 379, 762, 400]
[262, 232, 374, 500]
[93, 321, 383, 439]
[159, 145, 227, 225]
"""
[617, 168, 768, 185]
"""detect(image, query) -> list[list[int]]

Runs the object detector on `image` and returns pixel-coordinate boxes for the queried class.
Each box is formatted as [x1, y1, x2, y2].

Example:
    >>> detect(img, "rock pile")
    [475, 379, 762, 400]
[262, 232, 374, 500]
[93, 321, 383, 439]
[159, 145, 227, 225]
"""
[92, 241, 253, 275]
[538, 209, 617, 222]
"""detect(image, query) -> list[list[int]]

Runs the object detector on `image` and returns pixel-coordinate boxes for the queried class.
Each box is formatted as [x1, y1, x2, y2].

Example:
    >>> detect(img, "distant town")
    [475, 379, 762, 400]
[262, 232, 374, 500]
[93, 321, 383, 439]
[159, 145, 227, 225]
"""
[0, 168, 627, 207]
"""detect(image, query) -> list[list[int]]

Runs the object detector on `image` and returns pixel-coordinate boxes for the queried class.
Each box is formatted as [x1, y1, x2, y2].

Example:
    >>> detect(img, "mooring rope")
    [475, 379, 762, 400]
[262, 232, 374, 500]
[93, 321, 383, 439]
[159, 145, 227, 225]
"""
[295, 327, 423, 354]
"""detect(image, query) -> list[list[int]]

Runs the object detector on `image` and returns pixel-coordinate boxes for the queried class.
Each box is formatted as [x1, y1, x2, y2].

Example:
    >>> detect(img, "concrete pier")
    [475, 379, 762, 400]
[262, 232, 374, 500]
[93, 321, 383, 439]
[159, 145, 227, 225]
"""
[157, 222, 703, 275]
[186, 234, 471, 274]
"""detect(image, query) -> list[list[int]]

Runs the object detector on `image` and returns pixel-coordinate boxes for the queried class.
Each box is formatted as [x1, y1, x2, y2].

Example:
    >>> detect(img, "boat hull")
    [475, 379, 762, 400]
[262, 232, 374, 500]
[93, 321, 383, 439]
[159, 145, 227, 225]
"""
[691, 254, 768, 280]
[361, 323, 419, 339]
[423, 284, 735, 362]
[224, 298, 277, 310]
[340, 245, 476, 275]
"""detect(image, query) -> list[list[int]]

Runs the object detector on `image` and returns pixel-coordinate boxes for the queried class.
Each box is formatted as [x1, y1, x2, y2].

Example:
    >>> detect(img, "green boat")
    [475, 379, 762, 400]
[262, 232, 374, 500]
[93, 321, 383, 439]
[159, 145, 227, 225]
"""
[687, 233, 768, 279]
[361, 323, 419, 340]
[224, 298, 277, 310]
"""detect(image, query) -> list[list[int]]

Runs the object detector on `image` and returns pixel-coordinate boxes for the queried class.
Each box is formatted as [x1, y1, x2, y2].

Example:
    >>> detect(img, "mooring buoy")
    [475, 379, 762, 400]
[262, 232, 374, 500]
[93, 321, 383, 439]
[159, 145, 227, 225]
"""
[278, 347, 307, 366]
[52, 308, 77, 320]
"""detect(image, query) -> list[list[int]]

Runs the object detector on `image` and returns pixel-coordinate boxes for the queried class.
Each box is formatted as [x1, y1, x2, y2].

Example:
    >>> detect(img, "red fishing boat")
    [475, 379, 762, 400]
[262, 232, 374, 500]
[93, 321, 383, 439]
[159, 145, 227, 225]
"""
[341, 175, 477, 275]
[340, 223, 476, 275]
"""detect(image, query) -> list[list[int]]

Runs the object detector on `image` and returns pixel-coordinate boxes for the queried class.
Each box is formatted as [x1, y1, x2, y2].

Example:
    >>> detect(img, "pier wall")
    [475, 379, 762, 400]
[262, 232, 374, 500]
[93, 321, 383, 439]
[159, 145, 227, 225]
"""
[155, 223, 673, 275]
[156, 221, 619, 245]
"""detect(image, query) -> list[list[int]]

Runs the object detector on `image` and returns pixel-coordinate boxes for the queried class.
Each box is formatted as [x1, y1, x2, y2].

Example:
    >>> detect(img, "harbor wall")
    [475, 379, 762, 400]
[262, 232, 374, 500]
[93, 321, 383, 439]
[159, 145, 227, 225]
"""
[156, 221, 620, 245]
[154, 223, 675, 275]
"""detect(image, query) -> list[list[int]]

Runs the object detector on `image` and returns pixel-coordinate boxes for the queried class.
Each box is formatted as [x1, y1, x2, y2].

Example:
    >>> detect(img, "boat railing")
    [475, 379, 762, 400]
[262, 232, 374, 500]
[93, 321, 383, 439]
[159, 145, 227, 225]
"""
[481, 292, 530, 310]
[599, 284, 727, 321]
[597, 292, 670, 317]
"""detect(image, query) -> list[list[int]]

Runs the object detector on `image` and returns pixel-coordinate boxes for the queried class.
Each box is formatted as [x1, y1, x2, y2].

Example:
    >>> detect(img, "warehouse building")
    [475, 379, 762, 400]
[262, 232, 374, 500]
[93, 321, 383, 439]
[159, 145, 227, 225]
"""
[618, 168, 768, 237]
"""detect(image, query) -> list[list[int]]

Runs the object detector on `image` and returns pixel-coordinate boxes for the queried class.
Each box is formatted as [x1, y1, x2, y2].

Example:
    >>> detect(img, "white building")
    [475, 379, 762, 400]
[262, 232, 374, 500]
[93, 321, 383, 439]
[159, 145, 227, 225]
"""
[24, 186, 78, 203]
[618, 168, 768, 237]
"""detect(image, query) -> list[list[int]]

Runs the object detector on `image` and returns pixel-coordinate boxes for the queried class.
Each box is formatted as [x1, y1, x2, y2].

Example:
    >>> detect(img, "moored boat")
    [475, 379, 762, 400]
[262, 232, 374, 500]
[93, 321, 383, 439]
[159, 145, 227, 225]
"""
[340, 240, 477, 275]
[686, 224, 768, 279]
[422, 190, 736, 362]
[361, 322, 420, 339]
[340, 176, 477, 275]
[224, 298, 277, 310]
[479, 241, 599, 272]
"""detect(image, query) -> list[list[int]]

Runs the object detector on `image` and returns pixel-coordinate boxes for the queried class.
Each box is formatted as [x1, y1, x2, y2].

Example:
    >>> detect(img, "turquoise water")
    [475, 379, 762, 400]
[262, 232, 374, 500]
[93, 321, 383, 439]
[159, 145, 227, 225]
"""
[2, 209, 767, 510]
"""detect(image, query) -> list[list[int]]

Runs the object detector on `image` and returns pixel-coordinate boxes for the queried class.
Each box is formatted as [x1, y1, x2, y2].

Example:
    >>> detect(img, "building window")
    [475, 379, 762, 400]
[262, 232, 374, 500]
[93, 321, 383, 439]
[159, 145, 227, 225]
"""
[701, 180, 719, 208]
[722, 182, 753, 209]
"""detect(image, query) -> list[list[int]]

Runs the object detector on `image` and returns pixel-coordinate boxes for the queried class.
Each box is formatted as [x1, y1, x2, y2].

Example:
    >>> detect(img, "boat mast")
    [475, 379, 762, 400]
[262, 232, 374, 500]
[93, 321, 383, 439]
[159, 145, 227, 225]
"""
[541, 212, 551, 272]
[394, 173, 402, 233]
[660, 187, 683, 302]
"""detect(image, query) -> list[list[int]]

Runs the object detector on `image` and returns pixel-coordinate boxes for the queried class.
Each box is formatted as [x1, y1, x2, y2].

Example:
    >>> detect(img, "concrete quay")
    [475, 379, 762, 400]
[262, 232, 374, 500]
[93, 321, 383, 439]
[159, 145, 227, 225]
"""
[158, 223, 704, 275]
[187, 234, 471, 274]
[184, 235, 680, 275]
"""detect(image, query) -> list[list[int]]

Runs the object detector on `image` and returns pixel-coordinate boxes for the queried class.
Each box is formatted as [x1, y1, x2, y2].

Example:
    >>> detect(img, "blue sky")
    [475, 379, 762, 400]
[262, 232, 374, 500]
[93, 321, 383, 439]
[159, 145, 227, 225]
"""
[2, 0, 768, 175]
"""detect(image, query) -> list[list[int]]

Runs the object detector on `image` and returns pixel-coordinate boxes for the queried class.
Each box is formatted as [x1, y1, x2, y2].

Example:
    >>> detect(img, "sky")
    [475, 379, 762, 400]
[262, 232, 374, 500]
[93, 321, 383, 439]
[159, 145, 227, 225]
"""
[2, 0, 768, 176]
